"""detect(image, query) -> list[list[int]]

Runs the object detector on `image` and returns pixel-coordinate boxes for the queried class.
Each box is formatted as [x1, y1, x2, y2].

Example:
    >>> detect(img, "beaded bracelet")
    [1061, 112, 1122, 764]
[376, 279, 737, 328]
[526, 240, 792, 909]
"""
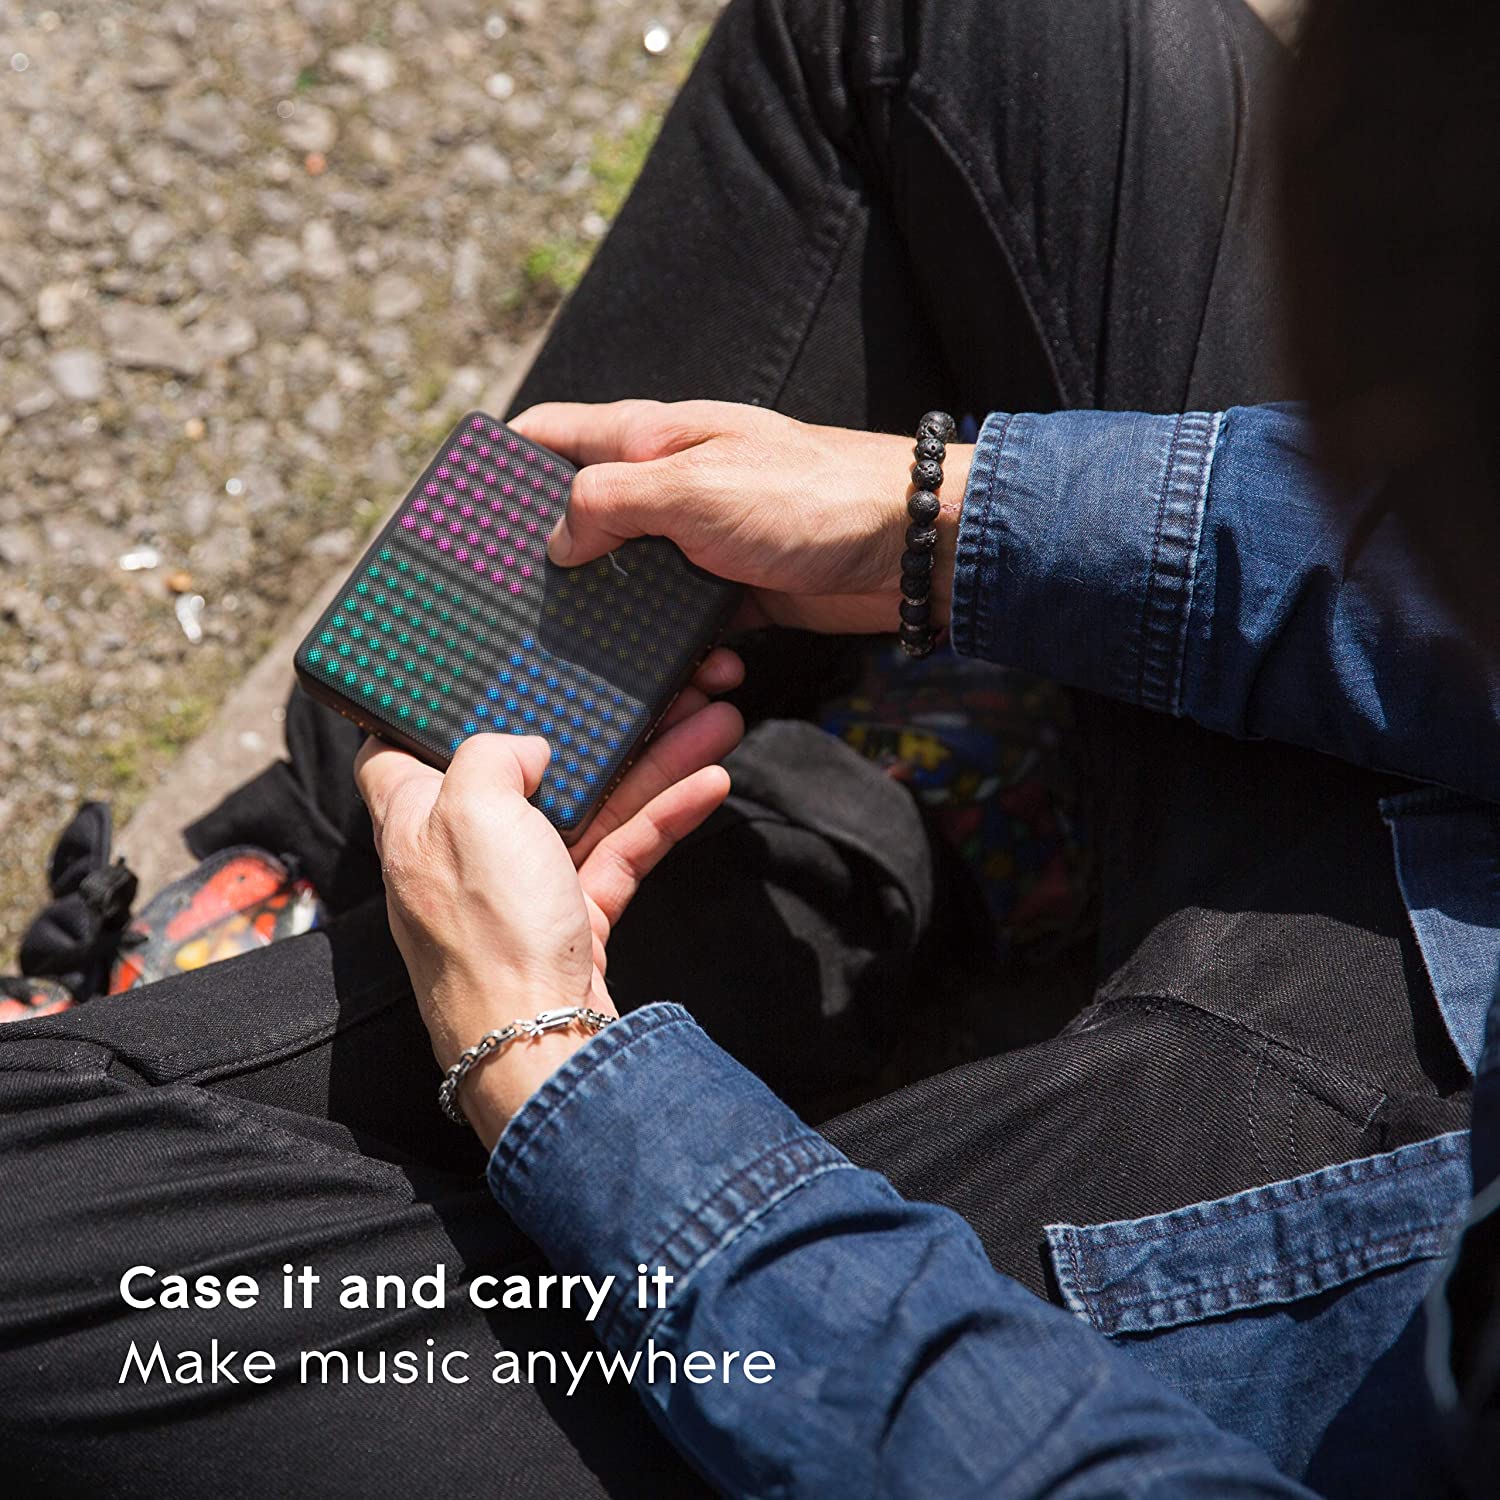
[438, 1005, 613, 1125]
[899, 410, 955, 658]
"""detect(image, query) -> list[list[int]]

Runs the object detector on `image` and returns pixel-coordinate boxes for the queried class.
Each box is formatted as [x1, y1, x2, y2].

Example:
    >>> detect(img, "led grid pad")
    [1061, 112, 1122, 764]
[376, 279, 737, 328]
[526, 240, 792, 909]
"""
[294, 412, 738, 838]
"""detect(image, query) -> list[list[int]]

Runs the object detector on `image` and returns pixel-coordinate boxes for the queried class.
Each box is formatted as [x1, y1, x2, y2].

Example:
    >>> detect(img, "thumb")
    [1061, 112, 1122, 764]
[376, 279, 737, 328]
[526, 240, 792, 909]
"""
[550, 458, 675, 567]
[441, 731, 552, 804]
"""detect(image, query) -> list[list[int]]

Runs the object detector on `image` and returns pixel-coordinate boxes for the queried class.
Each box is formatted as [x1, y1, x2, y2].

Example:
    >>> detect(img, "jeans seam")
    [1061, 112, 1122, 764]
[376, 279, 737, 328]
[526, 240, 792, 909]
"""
[903, 89, 1076, 406]
[1078, 991, 1388, 1128]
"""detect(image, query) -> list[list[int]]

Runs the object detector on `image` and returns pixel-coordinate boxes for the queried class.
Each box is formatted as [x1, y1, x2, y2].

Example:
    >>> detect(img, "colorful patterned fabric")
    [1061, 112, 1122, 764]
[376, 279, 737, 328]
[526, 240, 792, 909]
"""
[819, 645, 1091, 960]
[108, 847, 324, 994]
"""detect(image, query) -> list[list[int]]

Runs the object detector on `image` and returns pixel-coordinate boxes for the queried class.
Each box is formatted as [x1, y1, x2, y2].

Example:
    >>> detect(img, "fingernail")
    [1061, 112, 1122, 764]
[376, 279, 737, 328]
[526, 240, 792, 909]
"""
[548, 517, 573, 564]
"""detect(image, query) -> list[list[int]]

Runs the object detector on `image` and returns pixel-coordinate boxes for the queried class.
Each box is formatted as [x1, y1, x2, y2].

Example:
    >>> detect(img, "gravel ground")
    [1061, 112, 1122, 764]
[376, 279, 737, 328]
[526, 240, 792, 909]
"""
[0, 0, 726, 963]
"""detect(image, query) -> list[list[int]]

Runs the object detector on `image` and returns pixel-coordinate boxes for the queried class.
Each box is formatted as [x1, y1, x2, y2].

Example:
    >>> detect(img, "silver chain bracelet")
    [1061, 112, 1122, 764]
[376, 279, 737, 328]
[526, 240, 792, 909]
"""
[438, 1006, 614, 1125]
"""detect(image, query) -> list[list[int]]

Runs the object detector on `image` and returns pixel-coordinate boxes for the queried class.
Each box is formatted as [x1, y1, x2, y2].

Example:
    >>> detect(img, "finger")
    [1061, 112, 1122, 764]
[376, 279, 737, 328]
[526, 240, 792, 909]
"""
[354, 737, 443, 854]
[569, 699, 743, 864]
[658, 684, 708, 734]
[509, 400, 657, 466]
[690, 645, 745, 696]
[550, 455, 682, 567]
[440, 731, 551, 805]
[578, 765, 732, 929]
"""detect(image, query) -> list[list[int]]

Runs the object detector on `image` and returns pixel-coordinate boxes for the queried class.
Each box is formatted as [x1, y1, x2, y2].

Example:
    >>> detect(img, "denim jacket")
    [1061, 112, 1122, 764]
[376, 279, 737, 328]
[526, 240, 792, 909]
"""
[488, 406, 1496, 1497]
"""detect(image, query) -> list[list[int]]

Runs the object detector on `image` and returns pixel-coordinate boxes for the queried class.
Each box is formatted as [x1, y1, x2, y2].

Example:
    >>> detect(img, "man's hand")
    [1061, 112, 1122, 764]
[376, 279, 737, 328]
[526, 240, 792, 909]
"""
[355, 650, 744, 1148]
[510, 399, 972, 635]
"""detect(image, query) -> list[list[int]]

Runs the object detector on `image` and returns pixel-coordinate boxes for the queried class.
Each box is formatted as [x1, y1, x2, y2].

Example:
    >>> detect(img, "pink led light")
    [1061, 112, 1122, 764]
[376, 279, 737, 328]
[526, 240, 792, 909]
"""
[479, 445, 491, 458]
[485, 541, 498, 556]
[437, 466, 450, 480]
[502, 482, 514, 497]
[477, 513, 490, 528]
[472, 556, 485, 572]
[460, 434, 473, 447]
[401, 515, 415, 529]
[448, 520, 462, 535]
[507, 439, 519, 453]
[420, 525, 434, 540]
[425, 483, 439, 497]
[413, 498, 427, 513]
[455, 547, 468, 563]
[467, 531, 478, 546]
[438, 537, 451, 551]
[509, 580, 521, 594]
[497, 526, 508, 539]
[504, 554, 516, 568]
[461, 504, 473, 518]
[525, 519, 538, 534]
[521, 563, 533, 578]
[512, 463, 526, 478]
[484, 470, 497, 485]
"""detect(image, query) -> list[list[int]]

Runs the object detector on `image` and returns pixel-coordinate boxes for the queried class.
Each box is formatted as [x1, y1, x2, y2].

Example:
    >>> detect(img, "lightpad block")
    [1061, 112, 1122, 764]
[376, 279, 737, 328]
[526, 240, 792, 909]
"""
[294, 412, 738, 839]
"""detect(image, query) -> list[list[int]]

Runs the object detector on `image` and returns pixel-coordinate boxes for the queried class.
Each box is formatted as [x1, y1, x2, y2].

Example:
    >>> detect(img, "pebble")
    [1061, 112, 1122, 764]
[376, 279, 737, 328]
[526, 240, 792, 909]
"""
[127, 213, 176, 266]
[36, 282, 75, 332]
[0, 290, 23, 339]
[304, 388, 344, 436]
[163, 93, 243, 161]
[301, 220, 347, 280]
[102, 303, 204, 377]
[251, 235, 302, 284]
[330, 44, 398, 93]
[282, 104, 339, 155]
[47, 348, 107, 402]
[192, 311, 258, 363]
[370, 271, 422, 321]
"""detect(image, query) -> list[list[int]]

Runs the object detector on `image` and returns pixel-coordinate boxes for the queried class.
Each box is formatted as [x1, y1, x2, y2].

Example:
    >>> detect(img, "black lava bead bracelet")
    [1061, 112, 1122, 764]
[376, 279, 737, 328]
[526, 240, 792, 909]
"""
[899, 410, 955, 657]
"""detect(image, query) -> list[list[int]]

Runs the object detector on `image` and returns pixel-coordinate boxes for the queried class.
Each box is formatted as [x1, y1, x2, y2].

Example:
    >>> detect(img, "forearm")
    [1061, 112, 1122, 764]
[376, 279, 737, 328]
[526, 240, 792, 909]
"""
[489, 1005, 1313, 1499]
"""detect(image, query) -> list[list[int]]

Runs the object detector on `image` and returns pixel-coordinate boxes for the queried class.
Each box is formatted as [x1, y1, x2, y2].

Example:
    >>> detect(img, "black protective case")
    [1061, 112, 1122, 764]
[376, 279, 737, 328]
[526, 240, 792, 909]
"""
[294, 413, 739, 842]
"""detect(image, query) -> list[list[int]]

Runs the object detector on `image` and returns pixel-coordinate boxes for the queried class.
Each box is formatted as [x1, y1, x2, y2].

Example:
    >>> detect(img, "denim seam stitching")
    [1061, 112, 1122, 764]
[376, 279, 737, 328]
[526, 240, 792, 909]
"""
[952, 412, 1014, 660]
[1167, 409, 1221, 716]
[615, 1151, 857, 1354]
[1132, 413, 1185, 709]
[1059, 1132, 1469, 1250]
[490, 1007, 693, 1188]
[1069, 1221, 1459, 1329]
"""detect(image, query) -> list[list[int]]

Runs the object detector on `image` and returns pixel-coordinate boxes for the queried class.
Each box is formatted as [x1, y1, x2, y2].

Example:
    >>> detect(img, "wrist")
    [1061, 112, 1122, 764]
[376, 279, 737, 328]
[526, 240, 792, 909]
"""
[459, 1029, 594, 1151]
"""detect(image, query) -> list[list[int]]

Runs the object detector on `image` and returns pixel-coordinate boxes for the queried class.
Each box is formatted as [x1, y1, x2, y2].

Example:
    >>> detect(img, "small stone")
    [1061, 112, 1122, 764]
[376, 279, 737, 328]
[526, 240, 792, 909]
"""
[304, 388, 344, 435]
[14, 386, 58, 420]
[306, 527, 355, 560]
[301, 220, 346, 280]
[282, 103, 338, 155]
[102, 303, 204, 377]
[457, 141, 511, 185]
[36, 282, 74, 332]
[124, 37, 184, 90]
[47, 348, 106, 402]
[0, 289, 23, 339]
[127, 213, 176, 266]
[370, 271, 421, 321]
[451, 238, 482, 301]
[255, 291, 311, 338]
[163, 93, 243, 161]
[184, 417, 206, 440]
[251, 235, 302, 284]
[330, 44, 397, 93]
[165, 569, 194, 594]
[192, 311, 258, 363]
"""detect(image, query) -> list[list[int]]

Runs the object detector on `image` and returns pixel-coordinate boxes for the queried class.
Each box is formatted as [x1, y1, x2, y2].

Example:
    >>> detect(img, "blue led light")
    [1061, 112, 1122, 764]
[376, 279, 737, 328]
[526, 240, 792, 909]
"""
[486, 686, 500, 701]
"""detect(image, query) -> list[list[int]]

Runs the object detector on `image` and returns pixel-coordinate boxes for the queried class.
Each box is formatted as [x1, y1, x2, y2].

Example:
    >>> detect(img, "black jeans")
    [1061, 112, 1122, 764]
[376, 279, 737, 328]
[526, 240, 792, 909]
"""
[0, 2, 1471, 1496]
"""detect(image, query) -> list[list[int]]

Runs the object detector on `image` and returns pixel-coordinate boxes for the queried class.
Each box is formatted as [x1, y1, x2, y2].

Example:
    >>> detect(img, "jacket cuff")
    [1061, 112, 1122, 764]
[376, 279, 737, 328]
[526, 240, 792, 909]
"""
[488, 1002, 851, 1353]
[952, 408, 1222, 715]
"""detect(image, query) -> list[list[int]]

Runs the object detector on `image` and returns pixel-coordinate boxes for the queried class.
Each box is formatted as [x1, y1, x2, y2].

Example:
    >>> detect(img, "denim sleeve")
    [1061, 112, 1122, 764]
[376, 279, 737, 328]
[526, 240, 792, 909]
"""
[489, 1003, 1311, 1498]
[952, 404, 1500, 802]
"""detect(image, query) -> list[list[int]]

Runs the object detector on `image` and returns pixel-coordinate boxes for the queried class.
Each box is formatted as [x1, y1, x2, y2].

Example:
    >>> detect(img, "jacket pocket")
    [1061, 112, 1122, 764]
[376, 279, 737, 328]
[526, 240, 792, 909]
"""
[1045, 1132, 1470, 1492]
